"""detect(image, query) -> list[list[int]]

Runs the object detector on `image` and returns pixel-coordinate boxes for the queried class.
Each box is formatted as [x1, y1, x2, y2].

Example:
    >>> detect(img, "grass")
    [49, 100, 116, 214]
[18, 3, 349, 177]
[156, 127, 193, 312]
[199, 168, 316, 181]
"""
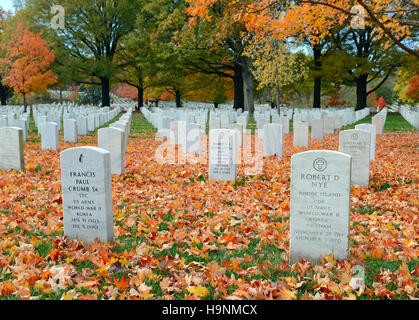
[348, 112, 417, 131]
[130, 111, 157, 137]
[246, 111, 416, 135]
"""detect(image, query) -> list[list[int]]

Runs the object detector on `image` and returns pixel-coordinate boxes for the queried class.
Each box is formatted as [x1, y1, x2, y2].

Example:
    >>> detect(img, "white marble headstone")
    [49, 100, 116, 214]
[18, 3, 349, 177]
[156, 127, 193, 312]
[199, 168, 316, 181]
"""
[290, 150, 352, 263]
[185, 123, 201, 155]
[339, 129, 371, 187]
[293, 122, 309, 147]
[311, 119, 324, 140]
[355, 123, 376, 161]
[372, 114, 384, 134]
[98, 128, 125, 175]
[263, 123, 283, 157]
[324, 117, 335, 134]
[0, 127, 24, 171]
[40, 122, 59, 151]
[209, 129, 237, 182]
[64, 119, 77, 143]
[61, 147, 113, 244]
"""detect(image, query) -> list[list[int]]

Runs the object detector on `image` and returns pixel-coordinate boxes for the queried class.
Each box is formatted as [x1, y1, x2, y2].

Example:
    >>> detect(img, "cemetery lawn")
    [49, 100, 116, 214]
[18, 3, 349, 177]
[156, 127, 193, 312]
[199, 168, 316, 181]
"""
[349, 112, 417, 132]
[0, 111, 418, 300]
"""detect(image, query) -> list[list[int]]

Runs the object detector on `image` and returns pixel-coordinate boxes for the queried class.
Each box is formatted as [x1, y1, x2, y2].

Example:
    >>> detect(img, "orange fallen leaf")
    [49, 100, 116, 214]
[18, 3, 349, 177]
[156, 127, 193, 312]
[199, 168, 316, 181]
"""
[113, 275, 130, 292]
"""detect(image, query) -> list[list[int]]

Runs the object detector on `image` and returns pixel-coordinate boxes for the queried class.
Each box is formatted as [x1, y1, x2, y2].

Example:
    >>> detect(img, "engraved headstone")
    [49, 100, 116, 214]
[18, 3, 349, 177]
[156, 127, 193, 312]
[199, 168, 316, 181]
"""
[88, 115, 95, 132]
[61, 147, 113, 244]
[109, 122, 128, 153]
[372, 114, 384, 134]
[293, 122, 309, 147]
[209, 129, 237, 182]
[280, 116, 290, 134]
[185, 123, 201, 155]
[324, 117, 335, 134]
[40, 122, 59, 151]
[355, 123, 376, 161]
[289, 150, 352, 263]
[311, 119, 324, 140]
[14, 119, 28, 141]
[339, 129, 371, 187]
[98, 128, 125, 175]
[209, 118, 221, 131]
[64, 119, 77, 143]
[0, 115, 7, 128]
[169, 121, 186, 150]
[0, 127, 24, 171]
[263, 123, 283, 157]
[229, 123, 243, 147]
[77, 116, 88, 136]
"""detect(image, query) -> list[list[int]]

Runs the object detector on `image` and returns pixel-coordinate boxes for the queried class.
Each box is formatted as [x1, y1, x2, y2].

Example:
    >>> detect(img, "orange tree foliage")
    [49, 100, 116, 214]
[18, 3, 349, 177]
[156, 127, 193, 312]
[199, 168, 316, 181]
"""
[367, 90, 378, 107]
[377, 96, 387, 109]
[115, 84, 138, 100]
[0, 22, 56, 106]
[186, 1, 417, 56]
[325, 84, 346, 107]
[406, 71, 419, 102]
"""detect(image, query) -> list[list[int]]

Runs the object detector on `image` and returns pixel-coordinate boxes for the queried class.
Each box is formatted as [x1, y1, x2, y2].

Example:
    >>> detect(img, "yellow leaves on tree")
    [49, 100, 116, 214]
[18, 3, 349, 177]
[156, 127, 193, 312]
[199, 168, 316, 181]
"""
[186, 1, 417, 56]
[0, 22, 57, 106]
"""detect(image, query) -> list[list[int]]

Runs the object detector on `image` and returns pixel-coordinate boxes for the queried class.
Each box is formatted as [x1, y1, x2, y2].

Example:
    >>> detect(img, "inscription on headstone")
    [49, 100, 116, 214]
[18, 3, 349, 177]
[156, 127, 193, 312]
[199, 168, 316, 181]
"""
[61, 147, 113, 244]
[0, 127, 24, 171]
[289, 150, 352, 263]
[209, 129, 237, 182]
[339, 129, 371, 187]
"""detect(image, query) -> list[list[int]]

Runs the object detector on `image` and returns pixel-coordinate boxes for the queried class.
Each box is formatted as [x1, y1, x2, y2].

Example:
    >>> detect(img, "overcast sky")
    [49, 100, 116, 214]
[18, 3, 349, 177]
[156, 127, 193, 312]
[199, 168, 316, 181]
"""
[0, 0, 15, 12]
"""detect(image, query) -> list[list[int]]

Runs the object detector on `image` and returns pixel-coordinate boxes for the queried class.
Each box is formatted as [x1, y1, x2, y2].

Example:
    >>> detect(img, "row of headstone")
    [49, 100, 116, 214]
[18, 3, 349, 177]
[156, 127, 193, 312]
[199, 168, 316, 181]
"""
[33, 104, 123, 136]
[0, 107, 30, 142]
[394, 105, 419, 129]
[98, 111, 132, 175]
[36, 105, 123, 151]
[60, 110, 133, 244]
[372, 109, 387, 134]
[59, 144, 356, 265]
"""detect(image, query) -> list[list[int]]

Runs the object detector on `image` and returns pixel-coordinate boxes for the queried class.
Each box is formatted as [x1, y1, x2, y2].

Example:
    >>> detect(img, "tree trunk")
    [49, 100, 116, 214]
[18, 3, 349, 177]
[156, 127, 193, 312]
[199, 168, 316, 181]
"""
[0, 85, 8, 105]
[276, 85, 280, 108]
[241, 56, 254, 116]
[174, 88, 182, 108]
[233, 62, 244, 110]
[312, 46, 322, 109]
[23, 93, 27, 112]
[355, 74, 368, 111]
[137, 86, 144, 110]
[59, 87, 63, 104]
[101, 77, 111, 107]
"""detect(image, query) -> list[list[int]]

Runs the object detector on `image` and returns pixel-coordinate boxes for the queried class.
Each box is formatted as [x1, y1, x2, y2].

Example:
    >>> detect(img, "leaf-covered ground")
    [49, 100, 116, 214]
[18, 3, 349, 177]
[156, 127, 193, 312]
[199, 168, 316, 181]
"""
[0, 112, 417, 300]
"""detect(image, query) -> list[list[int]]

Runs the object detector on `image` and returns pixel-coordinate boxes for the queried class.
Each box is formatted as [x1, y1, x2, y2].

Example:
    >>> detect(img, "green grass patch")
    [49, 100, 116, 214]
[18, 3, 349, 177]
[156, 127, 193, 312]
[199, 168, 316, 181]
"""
[349, 112, 416, 131]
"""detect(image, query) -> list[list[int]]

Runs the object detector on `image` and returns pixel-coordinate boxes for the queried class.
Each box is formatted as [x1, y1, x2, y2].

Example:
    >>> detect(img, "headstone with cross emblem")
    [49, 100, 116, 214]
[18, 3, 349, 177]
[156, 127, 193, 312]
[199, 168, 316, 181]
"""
[289, 150, 352, 263]
[60, 147, 113, 244]
[339, 129, 371, 187]
[355, 123, 376, 161]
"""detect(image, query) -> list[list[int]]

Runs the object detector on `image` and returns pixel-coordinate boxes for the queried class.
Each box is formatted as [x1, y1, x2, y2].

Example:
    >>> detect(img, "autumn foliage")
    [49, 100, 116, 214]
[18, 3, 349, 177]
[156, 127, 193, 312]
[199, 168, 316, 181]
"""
[186, 0, 417, 56]
[0, 22, 56, 105]
[0, 112, 417, 300]
[406, 71, 419, 102]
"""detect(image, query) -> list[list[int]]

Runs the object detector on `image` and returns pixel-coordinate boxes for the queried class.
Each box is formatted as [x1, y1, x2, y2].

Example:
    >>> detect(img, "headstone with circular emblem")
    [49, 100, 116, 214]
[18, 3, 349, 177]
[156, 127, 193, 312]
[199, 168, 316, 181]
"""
[289, 150, 352, 263]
